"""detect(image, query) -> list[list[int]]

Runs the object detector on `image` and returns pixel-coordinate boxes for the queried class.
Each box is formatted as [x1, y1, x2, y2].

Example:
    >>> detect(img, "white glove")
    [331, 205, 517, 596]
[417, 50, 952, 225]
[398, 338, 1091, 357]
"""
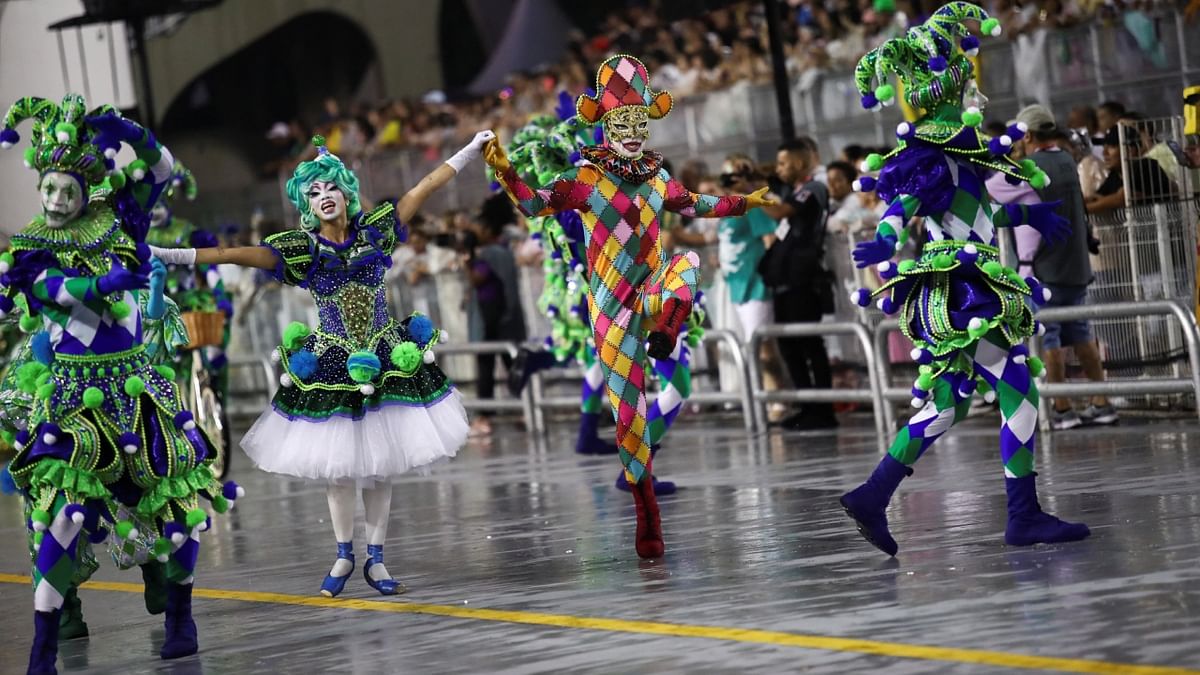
[445, 130, 496, 173]
[149, 245, 197, 265]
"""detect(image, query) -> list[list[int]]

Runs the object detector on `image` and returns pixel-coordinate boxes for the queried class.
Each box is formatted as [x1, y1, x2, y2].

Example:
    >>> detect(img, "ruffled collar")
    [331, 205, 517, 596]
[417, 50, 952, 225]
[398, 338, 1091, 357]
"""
[15, 203, 121, 253]
[580, 145, 664, 184]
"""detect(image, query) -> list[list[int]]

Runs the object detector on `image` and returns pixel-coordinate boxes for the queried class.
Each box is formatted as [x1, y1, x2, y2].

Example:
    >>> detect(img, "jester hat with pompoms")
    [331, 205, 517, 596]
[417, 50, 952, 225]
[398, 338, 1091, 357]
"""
[855, 1, 1000, 115]
[576, 55, 673, 124]
[161, 160, 197, 205]
[0, 94, 145, 189]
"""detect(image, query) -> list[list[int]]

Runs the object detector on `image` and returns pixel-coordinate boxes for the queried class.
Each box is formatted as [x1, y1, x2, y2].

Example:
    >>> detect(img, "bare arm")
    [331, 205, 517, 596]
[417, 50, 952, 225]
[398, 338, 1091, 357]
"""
[194, 245, 278, 269]
[397, 164, 457, 223]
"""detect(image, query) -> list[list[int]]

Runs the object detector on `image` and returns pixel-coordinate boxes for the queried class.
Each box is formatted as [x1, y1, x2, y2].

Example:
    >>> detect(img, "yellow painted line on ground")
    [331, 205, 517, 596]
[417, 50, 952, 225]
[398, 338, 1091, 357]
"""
[1, 573, 1194, 674]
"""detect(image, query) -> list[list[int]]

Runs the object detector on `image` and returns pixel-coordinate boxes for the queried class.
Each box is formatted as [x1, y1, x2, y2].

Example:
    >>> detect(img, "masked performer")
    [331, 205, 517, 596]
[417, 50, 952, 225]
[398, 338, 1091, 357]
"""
[501, 102, 703, 495]
[150, 131, 493, 597]
[840, 3, 1090, 556]
[0, 95, 239, 674]
[485, 56, 773, 558]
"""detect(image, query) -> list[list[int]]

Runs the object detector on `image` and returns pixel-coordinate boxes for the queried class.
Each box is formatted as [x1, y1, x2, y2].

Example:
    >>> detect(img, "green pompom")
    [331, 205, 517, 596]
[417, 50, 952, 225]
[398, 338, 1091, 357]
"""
[916, 372, 935, 390]
[155, 365, 176, 381]
[0, 430, 14, 445]
[932, 254, 955, 270]
[33, 530, 45, 546]
[968, 320, 990, 338]
[982, 17, 1001, 37]
[1028, 356, 1045, 377]
[282, 321, 311, 351]
[31, 509, 51, 528]
[19, 313, 40, 333]
[54, 122, 77, 142]
[874, 84, 895, 102]
[0, 252, 14, 268]
[107, 171, 126, 189]
[1020, 159, 1037, 174]
[109, 301, 131, 320]
[865, 153, 884, 172]
[185, 508, 207, 529]
[36, 382, 55, 400]
[115, 520, 135, 540]
[982, 261, 1004, 277]
[898, 259, 917, 273]
[212, 495, 230, 513]
[125, 159, 148, 177]
[23, 147, 35, 166]
[1030, 171, 1048, 189]
[390, 341, 422, 372]
[124, 375, 145, 397]
[83, 386, 105, 409]
[153, 537, 172, 558]
[312, 134, 326, 148]
[961, 109, 984, 127]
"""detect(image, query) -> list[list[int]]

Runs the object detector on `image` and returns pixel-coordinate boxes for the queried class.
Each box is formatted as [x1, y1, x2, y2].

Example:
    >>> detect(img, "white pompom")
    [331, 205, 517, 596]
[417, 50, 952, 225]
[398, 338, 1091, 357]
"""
[1000, 135, 1013, 147]
[170, 531, 186, 545]
[71, 510, 85, 524]
[1016, 121, 1029, 133]
[894, 240, 904, 252]
[964, 244, 978, 255]
[968, 317, 985, 331]
[911, 397, 926, 409]
[439, 331, 449, 343]
[984, 390, 997, 403]
[279, 373, 293, 388]
[859, 161, 871, 173]
[1042, 175, 1052, 187]
[270, 350, 282, 364]
[0, 261, 9, 274]
[13, 440, 23, 451]
[989, 24, 1002, 37]
[127, 527, 139, 541]
[423, 350, 435, 364]
[877, 261, 893, 273]
[964, 47, 980, 57]
[198, 520, 209, 532]
[56, 131, 70, 143]
[1041, 287, 1052, 303]
[236, 486, 246, 499]
[32, 520, 47, 532]
[131, 168, 146, 181]
[574, 263, 584, 274]
[23, 160, 32, 169]
[966, 105, 981, 117]
[850, 289, 866, 305]
[183, 420, 196, 431]
[123, 444, 138, 455]
[360, 384, 375, 396]
[1037, 322, 1047, 336]
[104, 147, 118, 159]
[0, 309, 7, 320]
[43, 433, 57, 445]
[156, 553, 169, 563]
[1013, 354, 1027, 365]
[910, 348, 923, 361]
[896, 122, 911, 136]
[852, 179, 863, 192]
[33, 543, 41, 552]
[0, 140, 12, 149]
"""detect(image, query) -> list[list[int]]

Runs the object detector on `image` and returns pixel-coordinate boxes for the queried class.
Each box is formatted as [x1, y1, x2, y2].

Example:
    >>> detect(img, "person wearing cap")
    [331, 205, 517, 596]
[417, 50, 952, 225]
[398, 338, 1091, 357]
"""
[1011, 104, 1118, 429]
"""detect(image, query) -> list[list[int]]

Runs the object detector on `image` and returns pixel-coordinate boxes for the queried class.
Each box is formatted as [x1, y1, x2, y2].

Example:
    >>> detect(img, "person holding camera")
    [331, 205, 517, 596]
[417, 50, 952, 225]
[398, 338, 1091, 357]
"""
[759, 137, 837, 431]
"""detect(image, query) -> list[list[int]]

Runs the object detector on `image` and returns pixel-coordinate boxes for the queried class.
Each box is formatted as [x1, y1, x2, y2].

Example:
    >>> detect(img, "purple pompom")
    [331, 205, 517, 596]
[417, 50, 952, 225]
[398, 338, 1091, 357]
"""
[854, 175, 878, 192]
[928, 55, 948, 73]
[222, 481, 242, 500]
[289, 350, 318, 379]
[860, 93, 880, 110]
[961, 35, 981, 55]
[173, 410, 194, 429]
[135, 242, 151, 263]
[1006, 123, 1026, 143]
[0, 127, 18, 146]
[118, 431, 140, 450]
[0, 295, 13, 314]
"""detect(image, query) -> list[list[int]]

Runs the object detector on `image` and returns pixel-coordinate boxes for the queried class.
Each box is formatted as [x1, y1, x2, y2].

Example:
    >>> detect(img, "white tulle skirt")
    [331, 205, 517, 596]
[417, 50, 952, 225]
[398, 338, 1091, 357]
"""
[240, 389, 469, 484]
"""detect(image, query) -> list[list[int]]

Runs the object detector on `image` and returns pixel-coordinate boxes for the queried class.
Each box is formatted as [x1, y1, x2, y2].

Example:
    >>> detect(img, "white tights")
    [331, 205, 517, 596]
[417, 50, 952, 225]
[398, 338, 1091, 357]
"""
[325, 483, 395, 580]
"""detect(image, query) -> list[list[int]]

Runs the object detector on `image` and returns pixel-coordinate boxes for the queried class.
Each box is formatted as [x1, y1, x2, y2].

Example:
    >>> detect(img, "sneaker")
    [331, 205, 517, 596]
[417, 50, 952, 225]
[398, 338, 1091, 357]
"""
[1050, 408, 1083, 430]
[1080, 403, 1119, 426]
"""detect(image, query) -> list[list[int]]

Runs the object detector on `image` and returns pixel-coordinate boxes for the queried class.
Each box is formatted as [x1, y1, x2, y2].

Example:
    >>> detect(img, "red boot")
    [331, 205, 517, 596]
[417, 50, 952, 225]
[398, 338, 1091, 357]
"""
[646, 298, 690, 360]
[630, 467, 665, 559]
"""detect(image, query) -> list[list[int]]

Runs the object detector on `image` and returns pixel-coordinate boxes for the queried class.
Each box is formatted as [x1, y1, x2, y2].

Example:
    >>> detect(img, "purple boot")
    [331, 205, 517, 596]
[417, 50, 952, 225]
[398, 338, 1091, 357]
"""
[1004, 474, 1091, 546]
[28, 609, 60, 675]
[160, 583, 198, 660]
[839, 454, 912, 556]
[576, 412, 618, 455]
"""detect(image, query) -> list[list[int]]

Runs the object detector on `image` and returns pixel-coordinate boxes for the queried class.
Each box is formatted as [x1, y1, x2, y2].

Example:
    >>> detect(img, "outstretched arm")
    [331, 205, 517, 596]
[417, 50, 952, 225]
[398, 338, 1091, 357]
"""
[85, 112, 175, 212]
[396, 130, 495, 222]
[484, 138, 591, 217]
[661, 175, 774, 218]
[995, 201, 1070, 244]
[152, 245, 277, 270]
[851, 194, 921, 268]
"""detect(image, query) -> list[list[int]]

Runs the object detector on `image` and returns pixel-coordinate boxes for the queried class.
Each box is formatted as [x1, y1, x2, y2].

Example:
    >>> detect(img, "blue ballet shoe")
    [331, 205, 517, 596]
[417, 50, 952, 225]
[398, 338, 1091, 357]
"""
[319, 542, 355, 598]
[363, 544, 406, 596]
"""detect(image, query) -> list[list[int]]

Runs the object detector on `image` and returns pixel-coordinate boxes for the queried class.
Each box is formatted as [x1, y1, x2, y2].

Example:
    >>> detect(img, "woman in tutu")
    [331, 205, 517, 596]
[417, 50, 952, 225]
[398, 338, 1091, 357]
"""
[151, 130, 493, 597]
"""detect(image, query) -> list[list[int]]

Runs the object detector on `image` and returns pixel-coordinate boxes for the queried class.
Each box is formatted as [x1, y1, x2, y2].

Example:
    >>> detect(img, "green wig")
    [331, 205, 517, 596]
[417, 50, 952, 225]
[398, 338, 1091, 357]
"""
[285, 136, 361, 230]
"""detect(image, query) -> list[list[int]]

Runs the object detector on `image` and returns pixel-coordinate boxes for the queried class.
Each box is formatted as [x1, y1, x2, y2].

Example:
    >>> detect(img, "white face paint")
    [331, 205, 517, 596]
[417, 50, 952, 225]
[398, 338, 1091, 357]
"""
[962, 79, 988, 113]
[150, 203, 169, 228]
[307, 180, 346, 224]
[39, 172, 85, 229]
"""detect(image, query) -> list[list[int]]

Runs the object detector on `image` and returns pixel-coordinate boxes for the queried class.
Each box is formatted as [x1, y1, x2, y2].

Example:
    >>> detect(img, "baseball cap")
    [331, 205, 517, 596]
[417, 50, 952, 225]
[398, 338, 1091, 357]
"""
[1016, 104, 1056, 133]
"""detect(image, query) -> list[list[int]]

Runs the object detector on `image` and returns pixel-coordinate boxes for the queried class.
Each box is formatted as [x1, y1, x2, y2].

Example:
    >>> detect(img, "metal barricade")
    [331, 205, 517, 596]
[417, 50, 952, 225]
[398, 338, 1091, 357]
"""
[527, 328, 757, 434]
[747, 322, 888, 452]
[433, 341, 535, 430]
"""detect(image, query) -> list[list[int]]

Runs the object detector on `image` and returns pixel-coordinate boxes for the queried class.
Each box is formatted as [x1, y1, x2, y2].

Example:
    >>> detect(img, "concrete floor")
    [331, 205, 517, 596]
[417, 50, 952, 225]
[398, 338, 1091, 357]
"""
[2, 412, 1200, 674]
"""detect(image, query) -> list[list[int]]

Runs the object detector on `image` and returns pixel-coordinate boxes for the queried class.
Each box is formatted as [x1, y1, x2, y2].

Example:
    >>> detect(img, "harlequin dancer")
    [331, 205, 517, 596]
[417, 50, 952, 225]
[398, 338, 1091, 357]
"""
[0, 95, 239, 674]
[147, 161, 233, 399]
[840, 2, 1090, 556]
[485, 55, 773, 558]
[500, 102, 703, 495]
[150, 131, 492, 596]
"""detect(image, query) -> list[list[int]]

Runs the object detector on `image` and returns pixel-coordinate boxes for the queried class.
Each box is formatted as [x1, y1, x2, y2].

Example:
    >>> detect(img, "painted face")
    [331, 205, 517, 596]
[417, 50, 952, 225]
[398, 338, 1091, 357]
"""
[604, 106, 650, 159]
[307, 180, 346, 224]
[962, 79, 988, 113]
[150, 203, 169, 228]
[39, 172, 85, 229]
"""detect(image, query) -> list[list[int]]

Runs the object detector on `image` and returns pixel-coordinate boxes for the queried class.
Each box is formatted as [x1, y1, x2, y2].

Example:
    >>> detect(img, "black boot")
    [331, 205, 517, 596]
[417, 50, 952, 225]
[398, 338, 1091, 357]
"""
[159, 583, 198, 660]
[28, 609, 60, 675]
[57, 588, 88, 640]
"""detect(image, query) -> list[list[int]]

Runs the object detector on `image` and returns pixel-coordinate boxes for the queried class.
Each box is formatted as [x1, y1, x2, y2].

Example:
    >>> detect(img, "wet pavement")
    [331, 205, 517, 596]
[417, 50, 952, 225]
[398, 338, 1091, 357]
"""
[2, 413, 1199, 674]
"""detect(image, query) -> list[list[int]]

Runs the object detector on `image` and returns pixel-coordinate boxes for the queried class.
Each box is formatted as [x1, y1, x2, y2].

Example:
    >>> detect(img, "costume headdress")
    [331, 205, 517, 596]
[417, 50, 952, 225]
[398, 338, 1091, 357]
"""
[855, 2, 1000, 116]
[0, 94, 121, 187]
[162, 160, 197, 205]
[284, 135, 362, 229]
[576, 55, 673, 124]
